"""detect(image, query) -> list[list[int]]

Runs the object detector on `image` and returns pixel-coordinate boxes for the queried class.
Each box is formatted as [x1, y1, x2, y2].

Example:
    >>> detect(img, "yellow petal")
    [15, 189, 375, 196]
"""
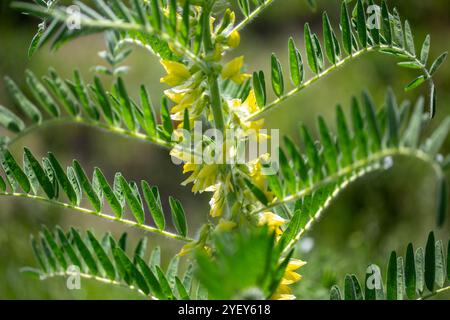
[221, 56, 244, 80]
[286, 259, 307, 271]
[160, 60, 191, 86]
[227, 30, 241, 48]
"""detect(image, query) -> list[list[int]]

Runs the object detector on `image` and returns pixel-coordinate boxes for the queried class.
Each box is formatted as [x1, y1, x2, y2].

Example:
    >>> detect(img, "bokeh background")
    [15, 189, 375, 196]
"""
[0, 0, 449, 299]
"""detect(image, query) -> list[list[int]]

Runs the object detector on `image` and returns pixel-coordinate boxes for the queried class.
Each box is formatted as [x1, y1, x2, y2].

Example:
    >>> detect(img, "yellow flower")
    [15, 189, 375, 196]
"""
[209, 185, 225, 217]
[221, 56, 251, 84]
[258, 212, 287, 236]
[272, 258, 306, 300]
[216, 219, 237, 232]
[160, 60, 191, 86]
[227, 30, 241, 48]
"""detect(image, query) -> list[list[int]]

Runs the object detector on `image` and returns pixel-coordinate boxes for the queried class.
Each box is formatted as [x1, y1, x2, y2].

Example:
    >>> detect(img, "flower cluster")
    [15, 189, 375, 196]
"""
[159, 5, 304, 300]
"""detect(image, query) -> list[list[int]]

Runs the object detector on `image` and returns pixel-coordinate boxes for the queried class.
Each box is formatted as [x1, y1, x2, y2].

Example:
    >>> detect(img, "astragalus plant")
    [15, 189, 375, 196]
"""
[1, 0, 449, 300]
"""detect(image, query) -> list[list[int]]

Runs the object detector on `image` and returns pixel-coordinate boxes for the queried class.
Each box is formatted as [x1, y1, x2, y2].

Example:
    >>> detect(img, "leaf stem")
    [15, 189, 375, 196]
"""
[0, 192, 193, 243]
[418, 285, 450, 300]
[246, 44, 433, 121]
[231, 0, 276, 34]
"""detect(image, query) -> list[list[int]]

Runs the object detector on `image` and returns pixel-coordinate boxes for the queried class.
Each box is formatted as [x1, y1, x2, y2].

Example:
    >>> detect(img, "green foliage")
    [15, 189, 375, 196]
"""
[0, 69, 174, 150]
[250, 0, 447, 120]
[259, 91, 450, 252]
[195, 226, 291, 299]
[23, 226, 198, 300]
[330, 232, 450, 300]
[0, 148, 190, 241]
[1, 0, 448, 300]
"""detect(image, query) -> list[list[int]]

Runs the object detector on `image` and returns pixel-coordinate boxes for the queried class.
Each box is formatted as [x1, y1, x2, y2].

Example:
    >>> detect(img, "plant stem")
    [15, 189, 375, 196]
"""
[246, 44, 433, 121]
[0, 192, 193, 243]
[418, 285, 450, 300]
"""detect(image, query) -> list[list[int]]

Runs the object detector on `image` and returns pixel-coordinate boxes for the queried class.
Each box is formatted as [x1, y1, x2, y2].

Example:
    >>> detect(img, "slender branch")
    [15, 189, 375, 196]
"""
[38, 271, 156, 299]
[258, 147, 442, 214]
[275, 147, 443, 254]
[246, 45, 432, 121]
[6, 116, 173, 150]
[0, 192, 193, 243]
[231, 0, 276, 34]
[418, 285, 450, 300]
[11, 2, 206, 69]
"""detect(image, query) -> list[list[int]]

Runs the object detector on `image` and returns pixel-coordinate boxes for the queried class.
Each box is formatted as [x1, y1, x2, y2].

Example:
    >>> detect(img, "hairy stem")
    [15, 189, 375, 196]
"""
[418, 285, 450, 300]
[232, 0, 276, 33]
[246, 45, 432, 121]
[0, 192, 193, 243]
[38, 271, 155, 299]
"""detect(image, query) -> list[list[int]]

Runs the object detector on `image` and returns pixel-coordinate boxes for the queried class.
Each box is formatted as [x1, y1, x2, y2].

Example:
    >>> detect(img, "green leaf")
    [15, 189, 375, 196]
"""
[336, 104, 353, 167]
[87, 230, 116, 280]
[386, 89, 399, 147]
[47, 152, 78, 205]
[363, 91, 382, 152]
[4, 76, 42, 123]
[429, 52, 448, 76]
[92, 76, 114, 125]
[42, 226, 67, 270]
[304, 23, 319, 74]
[404, 21, 415, 56]
[118, 174, 145, 224]
[160, 96, 173, 135]
[0, 105, 25, 133]
[405, 76, 426, 92]
[94, 168, 123, 218]
[330, 285, 342, 300]
[279, 148, 296, 194]
[23, 148, 54, 199]
[56, 226, 81, 269]
[405, 243, 416, 299]
[436, 177, 448, 228]
[140, 85, 158, 137]
[435, 240, 445, 288]
[318, 116, 338, 174]
[344, 274, 357, 300]
[72, 70, 99, 120]
[141, 181, 165, 230]
[402, 96, 424, 148]
[386, 251, 397, 300]
[341, 1, 352, 55]
[1, 149, 30, 193]
[135, 255, 164, 299]
[155, 265, 175, 300]
[169, 196, 188, 237]
[415, 247, 425, 294]
[397, 61, 423, 69]
[322, 12, 336, 65]
[113, 247, 149, 295]
[243, 177, 269, 206]
[284, 136, 308, 183]
[116, 77, 137, 132]
[422, 117, 450, 156]
[25, 69, 60, 117]
[71, 228, 98, 276]
[288, 37, 304, 86]
[73, 160, 102, 212]
[300, 124, 321, 179]
[420, 35, 430, 65]
[46, 69, 79, 116]
[425, 231, 435, 292]
[253, 71, 266, 108]
[381, 0, 392, 45]
[271, 54, 284, 97]
[175, 277, 190, 300]
[278, 209, 303, 250]
[356, 0, 367, 48]
[351, 97, 368, 159]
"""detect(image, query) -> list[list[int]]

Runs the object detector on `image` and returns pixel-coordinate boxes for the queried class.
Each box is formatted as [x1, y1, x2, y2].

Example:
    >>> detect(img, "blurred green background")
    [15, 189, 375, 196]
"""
[0, 0, 449, 299]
